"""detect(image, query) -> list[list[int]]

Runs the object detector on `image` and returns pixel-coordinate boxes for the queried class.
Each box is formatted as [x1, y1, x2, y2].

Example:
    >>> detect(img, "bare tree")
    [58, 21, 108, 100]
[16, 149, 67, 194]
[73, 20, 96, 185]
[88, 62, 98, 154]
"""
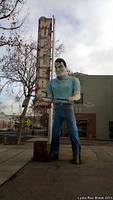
[0, 101, 6, 112]
[0, 35, 64, 144]
[0, 0, 26, 47]
[55, 40, 64, 58]
[0, 36, 37, 144]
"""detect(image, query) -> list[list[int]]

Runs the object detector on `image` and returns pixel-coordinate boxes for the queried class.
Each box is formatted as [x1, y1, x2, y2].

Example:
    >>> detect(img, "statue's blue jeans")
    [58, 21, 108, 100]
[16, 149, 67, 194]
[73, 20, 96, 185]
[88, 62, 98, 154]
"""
[50, 103, 81, 159]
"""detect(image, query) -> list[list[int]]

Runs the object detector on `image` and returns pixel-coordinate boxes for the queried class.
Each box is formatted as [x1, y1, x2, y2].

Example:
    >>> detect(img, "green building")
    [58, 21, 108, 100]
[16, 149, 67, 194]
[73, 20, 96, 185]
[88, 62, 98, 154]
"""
[74, 74, 113, 140]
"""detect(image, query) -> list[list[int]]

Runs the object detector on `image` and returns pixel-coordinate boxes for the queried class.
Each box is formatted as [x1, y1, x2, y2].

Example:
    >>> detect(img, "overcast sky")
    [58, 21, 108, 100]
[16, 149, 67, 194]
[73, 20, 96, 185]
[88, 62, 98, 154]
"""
[1, 0, 113, 114]
[24, 0, 113, 75]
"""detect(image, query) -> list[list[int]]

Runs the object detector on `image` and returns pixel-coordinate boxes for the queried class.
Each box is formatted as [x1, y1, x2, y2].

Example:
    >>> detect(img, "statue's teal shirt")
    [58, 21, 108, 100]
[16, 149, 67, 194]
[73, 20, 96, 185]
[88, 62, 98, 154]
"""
[47, 75, 80, 103]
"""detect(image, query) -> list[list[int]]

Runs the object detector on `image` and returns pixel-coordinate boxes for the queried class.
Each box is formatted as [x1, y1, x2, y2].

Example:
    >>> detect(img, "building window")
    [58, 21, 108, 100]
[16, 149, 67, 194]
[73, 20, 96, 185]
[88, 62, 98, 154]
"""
[77, 120, 87, 137]
[109, 121, 113, 138]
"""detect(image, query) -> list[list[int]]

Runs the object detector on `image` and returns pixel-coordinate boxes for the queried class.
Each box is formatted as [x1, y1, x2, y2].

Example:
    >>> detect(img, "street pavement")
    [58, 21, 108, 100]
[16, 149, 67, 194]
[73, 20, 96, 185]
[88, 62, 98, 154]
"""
[0, 140, 113, 200]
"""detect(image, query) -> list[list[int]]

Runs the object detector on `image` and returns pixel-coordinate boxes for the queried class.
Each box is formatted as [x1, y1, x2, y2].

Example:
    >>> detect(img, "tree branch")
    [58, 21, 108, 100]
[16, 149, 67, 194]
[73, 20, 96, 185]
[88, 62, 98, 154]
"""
[0, 20, 24, 30]
[0, 0, 20, 20]
[0, 80, 10, 93]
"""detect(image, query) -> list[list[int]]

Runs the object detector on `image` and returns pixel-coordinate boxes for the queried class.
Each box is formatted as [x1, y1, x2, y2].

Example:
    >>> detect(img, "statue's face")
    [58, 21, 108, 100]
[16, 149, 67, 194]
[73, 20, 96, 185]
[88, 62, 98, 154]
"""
[55, 62, 67, 78]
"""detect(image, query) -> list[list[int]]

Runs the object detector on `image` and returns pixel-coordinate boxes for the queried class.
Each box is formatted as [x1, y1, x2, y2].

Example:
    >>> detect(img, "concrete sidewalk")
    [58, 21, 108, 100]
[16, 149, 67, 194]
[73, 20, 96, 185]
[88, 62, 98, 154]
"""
[0, 141, 113, 186]
[0, 141, 113, 200]
[0, 143, 33, 186]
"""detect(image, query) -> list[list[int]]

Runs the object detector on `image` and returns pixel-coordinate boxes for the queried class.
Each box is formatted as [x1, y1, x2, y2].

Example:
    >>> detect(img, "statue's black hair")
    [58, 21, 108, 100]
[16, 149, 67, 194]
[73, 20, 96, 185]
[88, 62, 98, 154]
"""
[55, 58, 67, 68]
